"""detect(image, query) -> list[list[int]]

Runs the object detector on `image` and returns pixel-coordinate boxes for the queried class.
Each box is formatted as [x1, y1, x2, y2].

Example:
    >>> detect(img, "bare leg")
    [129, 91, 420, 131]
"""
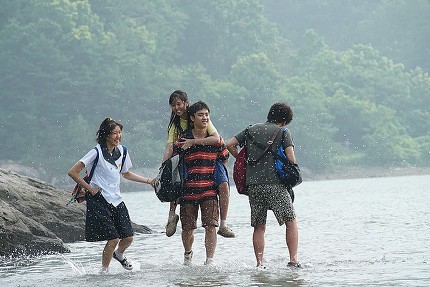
[102, 238, 120, 268]
[217, 182, 235, 237]
[218, 182, 229, 222]
[205, 226, 217, 260]
[168, 200, 178, 218]
[286, 220, 299, 263]
[253, 224, 266, 267]
[117, 236, 133, 253]
[182, 229, 194, 253]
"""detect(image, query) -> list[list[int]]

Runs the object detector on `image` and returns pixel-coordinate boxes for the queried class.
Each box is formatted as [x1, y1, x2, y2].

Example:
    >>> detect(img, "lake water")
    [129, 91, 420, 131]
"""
[1, 175, 429, 287]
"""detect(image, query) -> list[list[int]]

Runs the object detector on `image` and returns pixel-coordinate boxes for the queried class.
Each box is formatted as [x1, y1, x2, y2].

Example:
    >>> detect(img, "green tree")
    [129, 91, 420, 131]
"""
[176, 0, 281, 78]
[279, 77, 339, 172]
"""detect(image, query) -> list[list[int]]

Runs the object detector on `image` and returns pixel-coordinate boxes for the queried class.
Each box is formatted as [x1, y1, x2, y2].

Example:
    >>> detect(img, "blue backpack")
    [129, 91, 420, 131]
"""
[272, 127, 302, 188]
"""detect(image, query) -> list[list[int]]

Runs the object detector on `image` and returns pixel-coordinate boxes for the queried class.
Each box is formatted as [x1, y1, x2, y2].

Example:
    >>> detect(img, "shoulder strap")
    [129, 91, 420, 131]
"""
[120, 146, 127, 173]
[248, 127, 281, 166]
[269, 127, 290, 164]
[85, 147, 99, 183]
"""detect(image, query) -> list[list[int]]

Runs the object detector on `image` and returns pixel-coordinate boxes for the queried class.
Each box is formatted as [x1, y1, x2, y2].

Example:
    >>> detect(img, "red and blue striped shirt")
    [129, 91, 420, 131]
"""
[173, 130, 229, 203]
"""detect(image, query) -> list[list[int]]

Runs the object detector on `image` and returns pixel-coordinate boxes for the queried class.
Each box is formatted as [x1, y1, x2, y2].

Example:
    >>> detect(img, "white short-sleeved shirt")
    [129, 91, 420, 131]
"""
[80, 144, 132, 207]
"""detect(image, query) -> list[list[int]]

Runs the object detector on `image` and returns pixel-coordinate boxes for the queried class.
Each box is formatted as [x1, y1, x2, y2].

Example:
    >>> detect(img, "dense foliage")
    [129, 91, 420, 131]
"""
[1, 0, 429, 184]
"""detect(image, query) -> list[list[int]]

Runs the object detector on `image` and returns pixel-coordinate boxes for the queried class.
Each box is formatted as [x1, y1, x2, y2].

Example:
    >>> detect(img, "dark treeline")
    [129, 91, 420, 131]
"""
[1, 0, 429, 184]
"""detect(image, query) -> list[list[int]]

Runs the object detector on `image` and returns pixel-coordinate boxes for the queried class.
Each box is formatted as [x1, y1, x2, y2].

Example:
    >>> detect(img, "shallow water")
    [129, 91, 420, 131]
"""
[1, 175, 429, 286]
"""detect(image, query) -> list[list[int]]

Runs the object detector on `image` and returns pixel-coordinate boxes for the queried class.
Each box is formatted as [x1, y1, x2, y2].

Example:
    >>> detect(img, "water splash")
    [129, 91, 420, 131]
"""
[60, 255, 86, 275]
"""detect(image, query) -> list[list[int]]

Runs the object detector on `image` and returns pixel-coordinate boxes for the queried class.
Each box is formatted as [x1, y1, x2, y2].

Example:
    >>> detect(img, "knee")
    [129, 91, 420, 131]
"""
[107, 238, 120, 247]
[204, 225, 216, 233]
[219, 182, 229, 193]
[254, 224, 266, 233]
[286, 220, 297, 229]
[122, 236, 134, 245]
[182, 229, 194, 239]
[220, 182, 228, 188]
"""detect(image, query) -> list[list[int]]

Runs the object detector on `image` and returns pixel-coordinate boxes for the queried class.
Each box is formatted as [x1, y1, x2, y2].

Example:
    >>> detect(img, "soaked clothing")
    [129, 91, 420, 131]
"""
[234, 122, 294, 185]
[85, 192, 133, 242]
[173, 130, 229, 204]
[233, 122, 296, 226]
[100, 143, 121, 167]
[180, 199, 219, 230]
[214, 160, 229, 187]
[167, 117, 217, 144]
[80, 144, 131, 207]
[79, 144, 134, 242]
[248, 184, 295, 227]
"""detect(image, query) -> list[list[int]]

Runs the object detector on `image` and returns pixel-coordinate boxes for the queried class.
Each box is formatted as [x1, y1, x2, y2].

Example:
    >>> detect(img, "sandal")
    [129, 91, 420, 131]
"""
[217, 226, 236, 238]
[165, 214, 179, 237]
[113, 251, 133, 270]
[287, 262, 302, 268]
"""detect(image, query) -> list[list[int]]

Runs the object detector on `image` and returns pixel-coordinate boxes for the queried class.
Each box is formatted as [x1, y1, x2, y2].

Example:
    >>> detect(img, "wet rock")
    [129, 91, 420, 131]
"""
[0, 169, 152, 257]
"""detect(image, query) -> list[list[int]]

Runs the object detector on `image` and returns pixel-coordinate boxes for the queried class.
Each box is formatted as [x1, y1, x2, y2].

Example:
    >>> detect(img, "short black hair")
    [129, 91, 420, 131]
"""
[188, 100, 210, 116]
[187, 101, 210, 129]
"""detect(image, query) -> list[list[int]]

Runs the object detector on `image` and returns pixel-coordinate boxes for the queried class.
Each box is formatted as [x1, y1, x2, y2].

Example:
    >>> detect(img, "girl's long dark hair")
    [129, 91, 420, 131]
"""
[96, 117, 123, 144]
[167, 90, 189, 135]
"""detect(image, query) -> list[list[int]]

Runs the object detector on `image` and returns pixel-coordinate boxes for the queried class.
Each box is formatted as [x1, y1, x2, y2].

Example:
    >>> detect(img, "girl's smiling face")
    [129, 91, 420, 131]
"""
[107, 125, 122, 148]
[171, 97, 188, 119]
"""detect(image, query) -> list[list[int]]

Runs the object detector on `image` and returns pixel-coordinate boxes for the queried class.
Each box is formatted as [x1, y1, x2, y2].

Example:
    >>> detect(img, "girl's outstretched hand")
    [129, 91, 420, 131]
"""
[149, 178, 156, 188]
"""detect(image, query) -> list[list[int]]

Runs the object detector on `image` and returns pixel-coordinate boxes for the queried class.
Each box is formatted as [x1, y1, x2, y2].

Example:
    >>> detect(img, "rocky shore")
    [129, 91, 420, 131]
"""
[0, 169, 152, 258]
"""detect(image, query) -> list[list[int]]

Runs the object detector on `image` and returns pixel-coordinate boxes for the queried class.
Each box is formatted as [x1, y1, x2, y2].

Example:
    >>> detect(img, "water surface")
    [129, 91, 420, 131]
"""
[1, 175, 429, 286]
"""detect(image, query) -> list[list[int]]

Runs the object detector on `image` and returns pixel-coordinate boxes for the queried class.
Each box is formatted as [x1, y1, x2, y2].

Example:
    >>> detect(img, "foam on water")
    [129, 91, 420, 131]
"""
[60, 255, 86, 275]
[1, 175, 430, 287]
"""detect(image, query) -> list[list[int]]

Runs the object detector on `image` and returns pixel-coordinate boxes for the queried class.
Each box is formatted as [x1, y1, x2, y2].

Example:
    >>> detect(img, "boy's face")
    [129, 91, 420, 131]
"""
[190, 108, 209, 129]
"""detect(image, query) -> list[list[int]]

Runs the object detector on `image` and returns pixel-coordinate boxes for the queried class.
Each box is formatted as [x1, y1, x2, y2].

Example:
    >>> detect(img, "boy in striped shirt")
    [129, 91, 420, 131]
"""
[173, 101, 229, 266]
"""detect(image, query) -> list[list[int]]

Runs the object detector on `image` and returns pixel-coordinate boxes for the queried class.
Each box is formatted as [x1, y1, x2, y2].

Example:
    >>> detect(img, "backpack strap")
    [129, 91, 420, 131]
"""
[120, 146, 127, 173]
[248, 127, 281, 166]
[85, 147, 99, 183]
[67, 147, 99, 205]
[269, 127, 291, 165]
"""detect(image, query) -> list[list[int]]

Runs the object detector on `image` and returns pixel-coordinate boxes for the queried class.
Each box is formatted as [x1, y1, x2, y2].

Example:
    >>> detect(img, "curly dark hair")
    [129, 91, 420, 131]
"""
[267, 102, 293, 124]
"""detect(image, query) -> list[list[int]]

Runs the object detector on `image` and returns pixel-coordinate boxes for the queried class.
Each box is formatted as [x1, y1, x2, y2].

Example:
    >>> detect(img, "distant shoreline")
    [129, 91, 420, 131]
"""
[1, 161, 429, 189]
[309, 166, 430, 181]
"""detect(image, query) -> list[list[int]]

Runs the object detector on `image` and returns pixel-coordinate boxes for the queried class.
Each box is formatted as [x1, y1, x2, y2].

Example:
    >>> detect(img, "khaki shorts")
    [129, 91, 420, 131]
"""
[248, 184, 295, 227]
[180, 199, 219, 231]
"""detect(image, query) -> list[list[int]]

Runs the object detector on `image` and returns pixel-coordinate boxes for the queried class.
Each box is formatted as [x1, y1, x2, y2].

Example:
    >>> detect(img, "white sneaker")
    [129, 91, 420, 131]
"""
[256, 265, 267, 271]
[184, 250, 193, 266]
[204, 258, 214, 266]
[99, 267, 109, 274]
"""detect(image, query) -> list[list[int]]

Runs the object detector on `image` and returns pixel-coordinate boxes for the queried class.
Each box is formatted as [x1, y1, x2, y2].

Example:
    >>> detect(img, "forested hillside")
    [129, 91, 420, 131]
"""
[1, 0, 429, 185]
